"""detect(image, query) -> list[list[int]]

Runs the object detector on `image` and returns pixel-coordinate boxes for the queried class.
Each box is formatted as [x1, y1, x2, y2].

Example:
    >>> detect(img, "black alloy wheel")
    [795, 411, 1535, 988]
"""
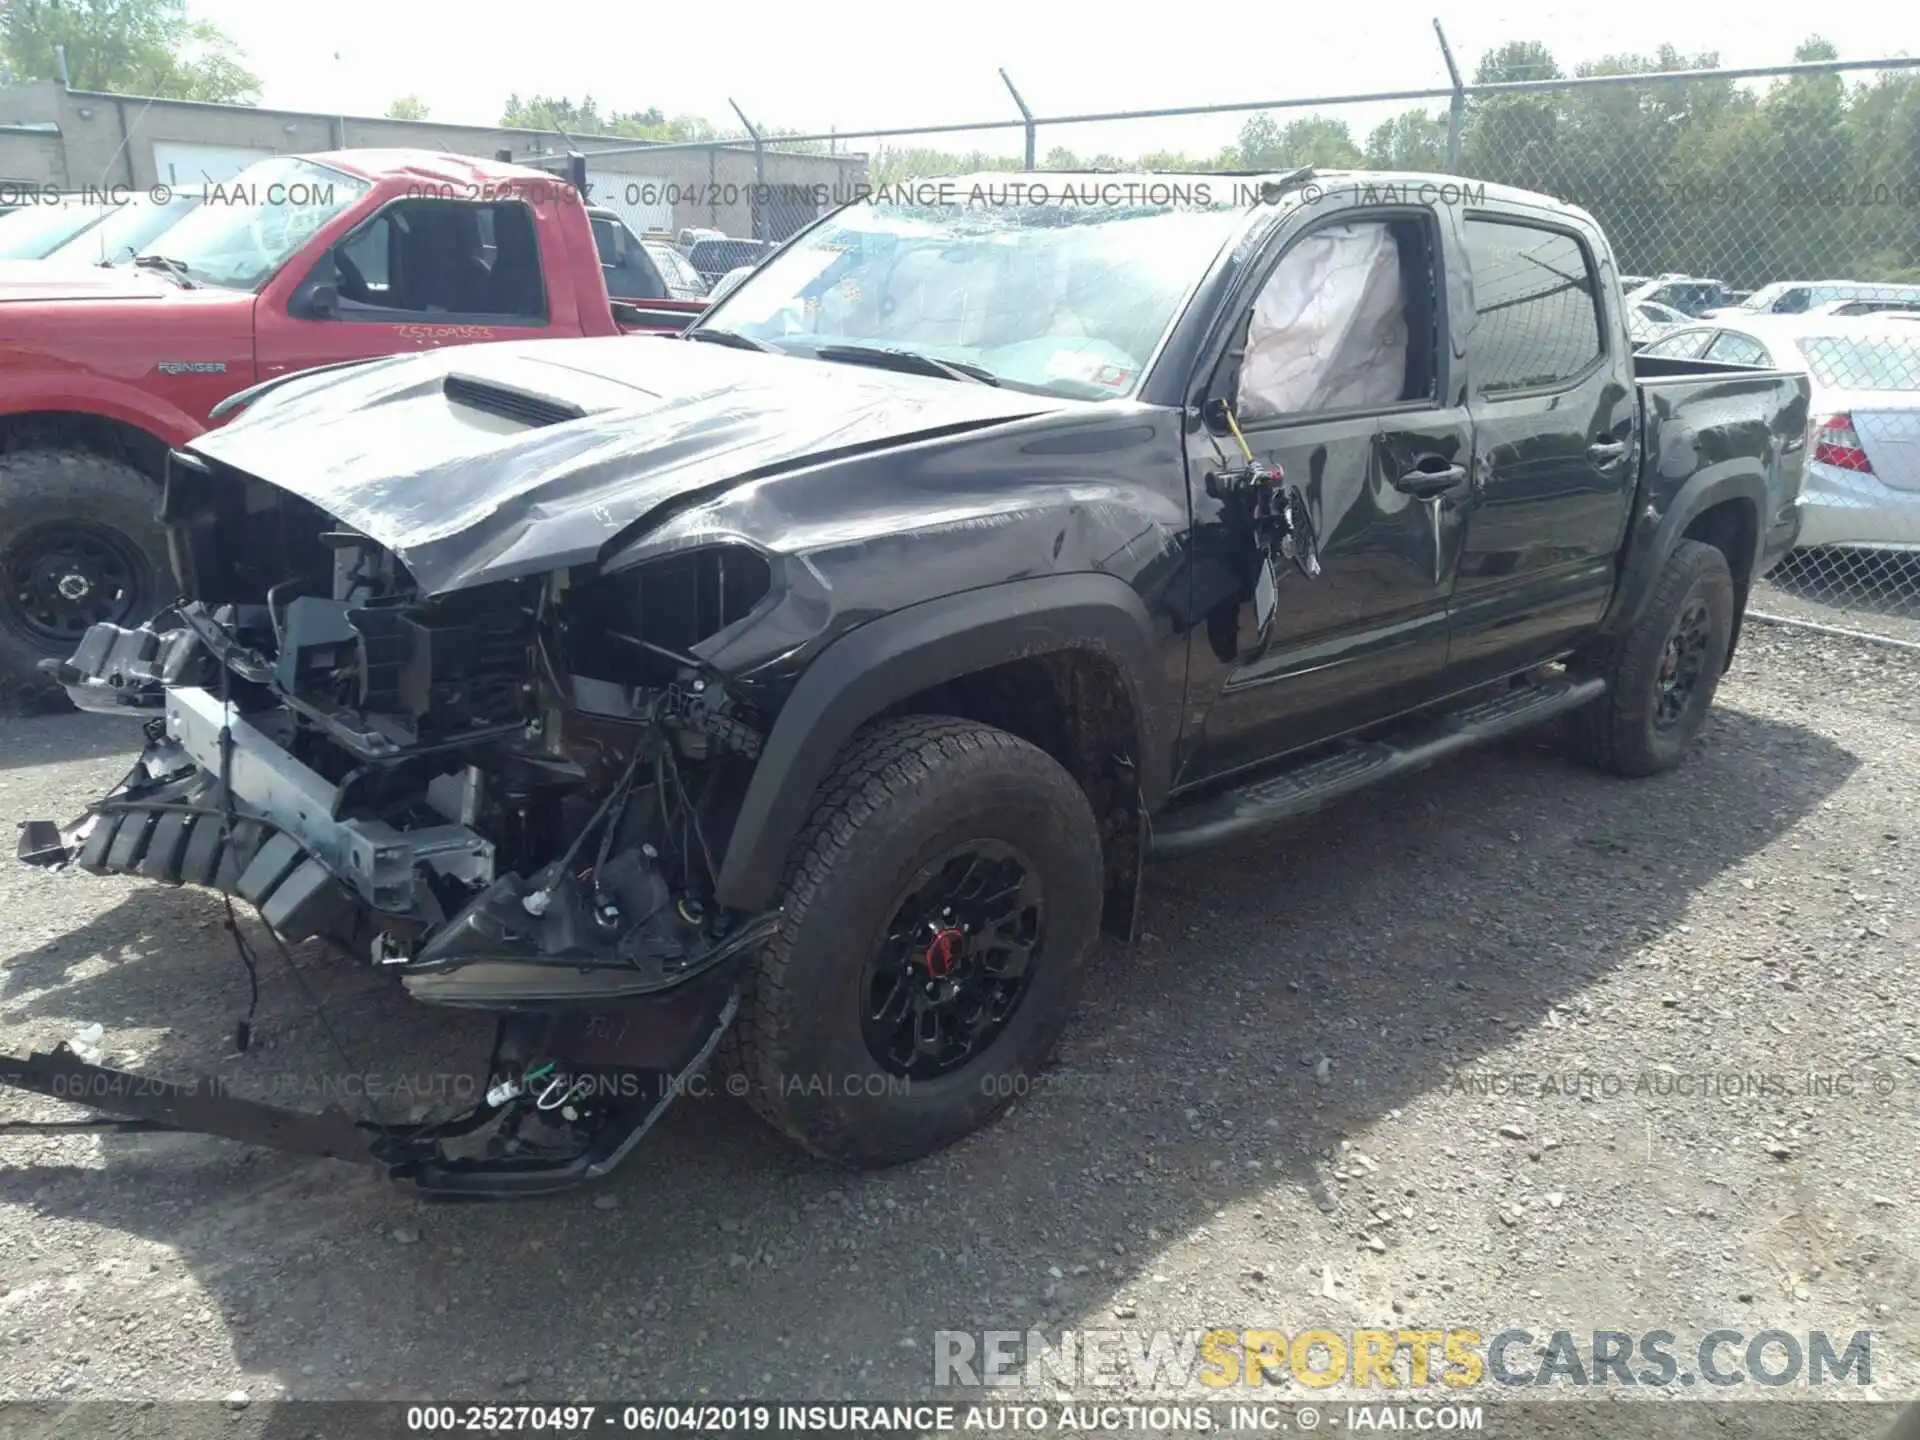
[1653, 595, 1713, 730]
[859, 840, 1046, 1081]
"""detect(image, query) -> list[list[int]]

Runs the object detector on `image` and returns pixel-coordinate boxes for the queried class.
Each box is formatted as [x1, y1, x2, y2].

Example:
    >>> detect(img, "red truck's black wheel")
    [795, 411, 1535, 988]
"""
[1568, 538, 1735, 776]
[0, 448, 172, 711]
[723, 715, 1102, 1169]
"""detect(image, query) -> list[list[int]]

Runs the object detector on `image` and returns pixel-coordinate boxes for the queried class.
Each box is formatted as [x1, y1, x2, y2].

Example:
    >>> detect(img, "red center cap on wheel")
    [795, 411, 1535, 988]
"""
[923, 927, 964, 977]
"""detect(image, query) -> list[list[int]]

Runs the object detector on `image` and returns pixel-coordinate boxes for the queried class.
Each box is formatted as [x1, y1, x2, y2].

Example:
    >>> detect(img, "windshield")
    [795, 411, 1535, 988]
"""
[0, 202, 111, 259]
[1795, 335, 1920, 391]
[133, 157, 370, 289]
[1738, 283, 1799, 311]
[703, 192, 1245, 398]
[45, 196, 202, 265]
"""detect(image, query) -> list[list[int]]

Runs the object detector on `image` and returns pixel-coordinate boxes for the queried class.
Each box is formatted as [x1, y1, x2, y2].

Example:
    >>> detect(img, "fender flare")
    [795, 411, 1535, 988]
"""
[1600, 466, 1767, 642]
[0, 380, 205, 455]
[712, 572, 1172, 912]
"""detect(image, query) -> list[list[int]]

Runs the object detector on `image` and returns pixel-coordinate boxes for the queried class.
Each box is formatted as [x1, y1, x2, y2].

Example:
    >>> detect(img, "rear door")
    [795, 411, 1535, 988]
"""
[1175, 201, 1472, 787]
[1446, 208, 1637, 686]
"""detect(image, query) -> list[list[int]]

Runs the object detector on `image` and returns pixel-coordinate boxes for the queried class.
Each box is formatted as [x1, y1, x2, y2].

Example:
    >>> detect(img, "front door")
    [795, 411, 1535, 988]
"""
[1176, 207, 1472, 788]
[254, 197, 558, 381]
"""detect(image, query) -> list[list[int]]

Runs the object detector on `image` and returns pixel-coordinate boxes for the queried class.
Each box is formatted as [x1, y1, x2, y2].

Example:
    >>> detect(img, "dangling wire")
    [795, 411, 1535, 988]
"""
[215, 649, 259, 1054]
[661, 740, 717, 885]
[222, 896, 261, 1054]
[254, 913, 398, 1133]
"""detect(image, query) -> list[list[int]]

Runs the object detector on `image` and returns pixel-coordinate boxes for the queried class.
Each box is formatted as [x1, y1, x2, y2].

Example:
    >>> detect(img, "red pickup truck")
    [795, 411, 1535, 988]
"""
[0, 149, 705, 704]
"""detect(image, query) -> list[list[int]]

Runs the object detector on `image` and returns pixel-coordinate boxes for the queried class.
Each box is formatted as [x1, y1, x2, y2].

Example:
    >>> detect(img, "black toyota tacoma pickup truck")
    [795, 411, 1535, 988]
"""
[5, 171, 1810, 1196]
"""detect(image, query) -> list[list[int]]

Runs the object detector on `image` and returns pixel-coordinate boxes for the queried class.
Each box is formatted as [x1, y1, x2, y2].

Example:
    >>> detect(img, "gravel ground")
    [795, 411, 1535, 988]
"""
[0, 623, 1916, 1422]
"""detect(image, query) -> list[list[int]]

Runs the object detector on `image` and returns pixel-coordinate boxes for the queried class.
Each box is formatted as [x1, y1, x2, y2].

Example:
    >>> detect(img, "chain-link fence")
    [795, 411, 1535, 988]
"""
[578, 50, 1920, 642]
[1428, 55, 1920, 647]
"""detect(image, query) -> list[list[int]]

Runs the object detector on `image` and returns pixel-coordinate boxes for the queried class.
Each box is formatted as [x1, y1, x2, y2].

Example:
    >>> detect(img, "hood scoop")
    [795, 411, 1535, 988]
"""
[443, 373, 588, 429]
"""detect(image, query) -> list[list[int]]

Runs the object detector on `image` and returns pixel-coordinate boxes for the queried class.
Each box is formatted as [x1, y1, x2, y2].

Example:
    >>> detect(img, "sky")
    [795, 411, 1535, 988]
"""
[190, 0, 1911, 162]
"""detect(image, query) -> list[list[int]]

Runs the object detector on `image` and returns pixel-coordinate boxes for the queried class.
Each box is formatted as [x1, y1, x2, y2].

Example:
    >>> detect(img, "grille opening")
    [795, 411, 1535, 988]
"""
[559, 546, 773, 689]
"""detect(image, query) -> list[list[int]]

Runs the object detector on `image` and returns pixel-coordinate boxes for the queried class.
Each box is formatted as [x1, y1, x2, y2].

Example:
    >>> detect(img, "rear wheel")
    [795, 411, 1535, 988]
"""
[0, 447, 172, 712]
[723, 716, 1103, 1168]
[1568, 538, 1736, 776]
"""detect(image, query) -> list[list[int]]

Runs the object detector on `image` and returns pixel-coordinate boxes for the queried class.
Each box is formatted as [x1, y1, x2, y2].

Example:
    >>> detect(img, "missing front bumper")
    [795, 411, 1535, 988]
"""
[0, 982, 743, 1198]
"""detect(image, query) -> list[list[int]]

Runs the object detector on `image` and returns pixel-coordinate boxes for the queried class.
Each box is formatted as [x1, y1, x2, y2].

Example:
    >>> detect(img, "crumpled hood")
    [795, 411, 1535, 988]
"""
[188, 335, 1066, 595]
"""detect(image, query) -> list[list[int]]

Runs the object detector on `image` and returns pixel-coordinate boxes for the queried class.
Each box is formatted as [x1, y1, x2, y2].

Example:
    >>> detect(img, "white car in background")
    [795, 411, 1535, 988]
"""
[1639, 315, 1920, 552]
[0, 197, 115, 259]
[1806, 296, 1920, 319]
[1627, 298, 1692, 348]
[1702, 279, 1920, 319]
[39, 192, 203, 266]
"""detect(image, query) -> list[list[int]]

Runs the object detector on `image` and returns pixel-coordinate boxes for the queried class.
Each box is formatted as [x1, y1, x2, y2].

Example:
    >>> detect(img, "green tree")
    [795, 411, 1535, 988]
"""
[500, 94, 739, 144]
[1, 0, 258, 101]
[501, 94, 606, 134]
[385, 94, 429, 120]
[1365, 111, 1450, 171]
[1760, 37, 1852, 279]
[1230, 113, 1362, 169]
[1553, 46, 1728, 274]
[866, 146, 1021, 185]
[1848, 70, 1920, 275]
[1461, 41, 1565, 196]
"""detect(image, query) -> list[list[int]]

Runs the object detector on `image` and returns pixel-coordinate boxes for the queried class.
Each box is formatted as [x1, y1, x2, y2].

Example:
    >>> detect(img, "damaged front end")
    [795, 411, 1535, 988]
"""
[7, 450, 785, 1196]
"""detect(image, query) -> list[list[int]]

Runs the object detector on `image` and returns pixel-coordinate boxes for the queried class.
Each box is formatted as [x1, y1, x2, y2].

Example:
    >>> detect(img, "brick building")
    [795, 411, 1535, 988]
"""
[0, 79, 868, 240]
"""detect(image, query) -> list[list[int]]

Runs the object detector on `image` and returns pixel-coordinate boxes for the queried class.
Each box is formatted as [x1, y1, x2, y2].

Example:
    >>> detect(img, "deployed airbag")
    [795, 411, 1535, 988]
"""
[1237, 222, 1408, 420]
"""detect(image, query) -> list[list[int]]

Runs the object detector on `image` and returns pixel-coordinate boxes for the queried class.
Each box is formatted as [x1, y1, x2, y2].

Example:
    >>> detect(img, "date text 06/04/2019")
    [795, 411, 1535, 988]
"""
[400, 1402, 1489, 1433]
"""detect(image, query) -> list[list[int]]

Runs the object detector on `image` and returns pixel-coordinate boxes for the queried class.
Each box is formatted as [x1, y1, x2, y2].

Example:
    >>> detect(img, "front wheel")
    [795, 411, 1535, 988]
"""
[723, 716, 1104, 1168]
[1568, 538, 1736, 777]
[0, 447, 173, 711]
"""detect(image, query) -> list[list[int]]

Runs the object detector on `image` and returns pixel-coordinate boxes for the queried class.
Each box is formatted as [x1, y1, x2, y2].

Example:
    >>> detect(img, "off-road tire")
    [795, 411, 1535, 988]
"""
[1567, 538, 1736, 777]
[721, 715, 1103, 1169]
[0, 447, 172, 713]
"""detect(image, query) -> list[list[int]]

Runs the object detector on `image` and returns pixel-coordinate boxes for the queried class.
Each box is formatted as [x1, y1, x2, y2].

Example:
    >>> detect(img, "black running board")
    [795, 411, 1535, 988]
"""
[1149, 676, 1607, 859]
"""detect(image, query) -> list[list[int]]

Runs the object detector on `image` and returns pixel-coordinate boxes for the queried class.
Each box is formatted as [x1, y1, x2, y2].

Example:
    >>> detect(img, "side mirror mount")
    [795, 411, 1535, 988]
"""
[304, 282, 338, 318]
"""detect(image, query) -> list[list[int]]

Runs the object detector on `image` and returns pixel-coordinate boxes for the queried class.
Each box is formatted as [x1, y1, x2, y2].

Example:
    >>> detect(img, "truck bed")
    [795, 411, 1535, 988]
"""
[1631, 355, 1813, 581]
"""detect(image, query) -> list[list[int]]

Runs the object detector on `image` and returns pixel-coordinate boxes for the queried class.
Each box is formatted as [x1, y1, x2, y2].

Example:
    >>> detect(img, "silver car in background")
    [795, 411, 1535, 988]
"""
[1641, 315, 1919, 552]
